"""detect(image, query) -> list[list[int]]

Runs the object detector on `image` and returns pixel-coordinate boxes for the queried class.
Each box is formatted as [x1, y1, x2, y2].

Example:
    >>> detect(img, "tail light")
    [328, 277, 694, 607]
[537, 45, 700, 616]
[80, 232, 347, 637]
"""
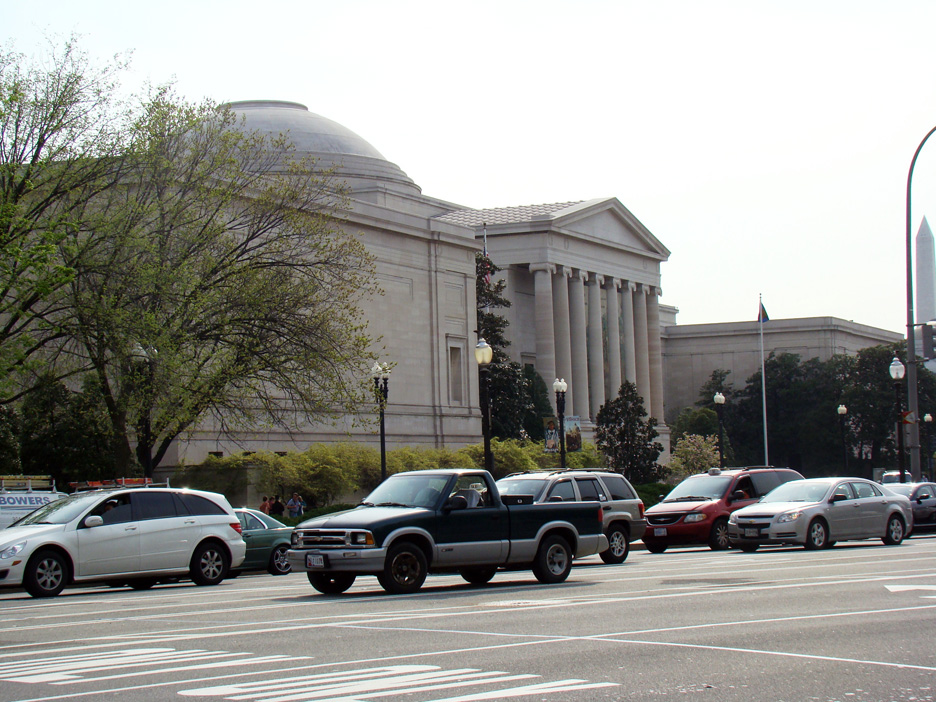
[230, 522, 243, 535]
[639, 502, 645, 518]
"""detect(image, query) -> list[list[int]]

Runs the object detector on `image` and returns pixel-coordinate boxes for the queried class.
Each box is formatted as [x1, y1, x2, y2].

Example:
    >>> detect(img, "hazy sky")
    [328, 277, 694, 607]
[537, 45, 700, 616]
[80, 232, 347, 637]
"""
[6, 0, 936, 334]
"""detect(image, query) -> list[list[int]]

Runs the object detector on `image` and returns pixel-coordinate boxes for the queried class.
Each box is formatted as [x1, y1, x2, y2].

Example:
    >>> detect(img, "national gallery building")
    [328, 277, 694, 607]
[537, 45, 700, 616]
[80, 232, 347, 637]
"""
[165, 100, 672, 465]
[165, 101, 900, 466]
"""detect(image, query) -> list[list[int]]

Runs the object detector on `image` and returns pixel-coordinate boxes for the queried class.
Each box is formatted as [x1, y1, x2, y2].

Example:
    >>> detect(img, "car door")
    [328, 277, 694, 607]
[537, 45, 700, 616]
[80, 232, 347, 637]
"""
[75, 493, 141, 576]
[238, 510, 272, 569]
[135, 491, 201, 571]
[850, 481, 889, 536]
[913, 484, 936, 525]
[824, 482, 859, 539]
[434, 475, 508, 567]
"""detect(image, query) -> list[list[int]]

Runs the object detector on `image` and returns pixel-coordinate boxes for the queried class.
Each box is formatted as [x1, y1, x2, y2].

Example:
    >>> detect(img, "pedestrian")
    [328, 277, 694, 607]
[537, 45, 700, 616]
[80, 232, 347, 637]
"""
[259, 496, 271, 514]
[269, 496, 285, 517]
[286, 492, 306, 518]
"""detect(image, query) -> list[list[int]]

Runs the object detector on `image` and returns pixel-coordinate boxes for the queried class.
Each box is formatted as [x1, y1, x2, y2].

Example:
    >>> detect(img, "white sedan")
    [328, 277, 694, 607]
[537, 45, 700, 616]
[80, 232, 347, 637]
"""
[728, 477, 913, 551]
[0, 487, 246, 597]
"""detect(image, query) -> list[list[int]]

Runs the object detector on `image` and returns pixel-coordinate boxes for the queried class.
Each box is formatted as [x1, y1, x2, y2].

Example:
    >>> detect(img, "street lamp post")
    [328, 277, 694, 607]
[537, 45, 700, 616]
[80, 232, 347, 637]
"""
[889, 357, 907, 483]
[837, 404, 848, 473]
[474, 339, 494, 473]
[925, 413, 934, 480]
[713, 391, 726, 469]
[553, 378, 568, 469]
[371, 361, 391, 483]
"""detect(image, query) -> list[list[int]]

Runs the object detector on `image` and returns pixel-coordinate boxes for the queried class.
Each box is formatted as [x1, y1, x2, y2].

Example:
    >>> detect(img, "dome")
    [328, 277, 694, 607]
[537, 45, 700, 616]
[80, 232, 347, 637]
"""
[227, 101, 420, 195]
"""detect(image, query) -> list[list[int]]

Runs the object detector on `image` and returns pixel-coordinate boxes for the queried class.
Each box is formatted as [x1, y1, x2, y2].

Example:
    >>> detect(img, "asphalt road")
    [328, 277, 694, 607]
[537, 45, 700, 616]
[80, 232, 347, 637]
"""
[0, 535, 934, 702]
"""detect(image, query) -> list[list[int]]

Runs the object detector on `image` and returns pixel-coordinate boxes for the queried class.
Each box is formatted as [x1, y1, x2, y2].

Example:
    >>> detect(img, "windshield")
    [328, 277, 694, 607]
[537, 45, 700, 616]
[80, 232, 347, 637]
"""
[362, 474, 451, 508]
[496, 478, 548, 501]
[12, 492, 105, 526]
[664, 475, 732, 502]
[761, 481, 830, 503]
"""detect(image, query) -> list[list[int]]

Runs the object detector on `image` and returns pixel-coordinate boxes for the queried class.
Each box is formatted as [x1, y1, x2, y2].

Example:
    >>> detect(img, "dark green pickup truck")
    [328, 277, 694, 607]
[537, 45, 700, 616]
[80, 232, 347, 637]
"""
[286, 468, 608, 594]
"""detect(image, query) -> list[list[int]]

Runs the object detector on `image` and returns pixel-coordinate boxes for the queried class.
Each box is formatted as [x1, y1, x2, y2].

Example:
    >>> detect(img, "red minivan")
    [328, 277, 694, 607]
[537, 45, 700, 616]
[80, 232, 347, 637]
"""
[642, 466, 804, 553]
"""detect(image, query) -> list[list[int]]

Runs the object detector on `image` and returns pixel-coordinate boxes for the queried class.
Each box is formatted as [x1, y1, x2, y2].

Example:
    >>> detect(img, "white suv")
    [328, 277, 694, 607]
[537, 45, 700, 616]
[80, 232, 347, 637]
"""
[0, 487, 246, 597]
[496, 469, 646, 564]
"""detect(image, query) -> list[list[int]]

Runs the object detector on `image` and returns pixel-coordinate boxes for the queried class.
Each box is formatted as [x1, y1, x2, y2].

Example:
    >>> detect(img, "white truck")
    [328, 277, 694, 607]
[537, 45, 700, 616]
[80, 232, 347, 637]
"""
[0, 475, 67, 528]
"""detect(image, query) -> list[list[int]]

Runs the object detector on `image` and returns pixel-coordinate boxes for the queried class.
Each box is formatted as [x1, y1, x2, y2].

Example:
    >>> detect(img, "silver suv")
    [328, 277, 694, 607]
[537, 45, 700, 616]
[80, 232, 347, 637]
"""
[496, 469, 646, 563]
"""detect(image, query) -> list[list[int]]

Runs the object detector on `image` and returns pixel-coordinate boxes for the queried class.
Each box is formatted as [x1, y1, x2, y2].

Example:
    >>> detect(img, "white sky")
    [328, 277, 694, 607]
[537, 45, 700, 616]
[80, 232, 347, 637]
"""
[6, 0, 936, 334]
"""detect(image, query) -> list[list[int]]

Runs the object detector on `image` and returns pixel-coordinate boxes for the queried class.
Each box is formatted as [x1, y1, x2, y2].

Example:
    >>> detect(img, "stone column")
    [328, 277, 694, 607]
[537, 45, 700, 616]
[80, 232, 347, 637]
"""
[587, 273, 605, 420]
[568, 270, 590, 422]
[646, 285, 665, 422]
[552, 267, 573, 416]
[633, 283, 652, 417]
[621, 281, 637, 385]
[530, 263, 556, 407]
[605, 277, 622, 399]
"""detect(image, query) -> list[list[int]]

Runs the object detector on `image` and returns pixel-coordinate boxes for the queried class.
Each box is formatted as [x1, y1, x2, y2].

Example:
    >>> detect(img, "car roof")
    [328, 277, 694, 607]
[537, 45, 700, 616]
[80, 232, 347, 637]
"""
[500, 469, 624, 479]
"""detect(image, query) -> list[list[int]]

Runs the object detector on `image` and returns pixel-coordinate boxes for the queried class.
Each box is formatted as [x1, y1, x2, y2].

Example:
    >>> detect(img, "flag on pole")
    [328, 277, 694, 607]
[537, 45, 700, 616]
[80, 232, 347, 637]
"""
[758, 294, 769, 464]
[758, 301, 769, 323]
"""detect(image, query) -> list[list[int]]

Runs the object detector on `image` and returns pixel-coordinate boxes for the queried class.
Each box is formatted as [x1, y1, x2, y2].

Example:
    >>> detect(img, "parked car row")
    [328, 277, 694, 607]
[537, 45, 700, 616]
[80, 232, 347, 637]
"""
[1, 468, 930, 599]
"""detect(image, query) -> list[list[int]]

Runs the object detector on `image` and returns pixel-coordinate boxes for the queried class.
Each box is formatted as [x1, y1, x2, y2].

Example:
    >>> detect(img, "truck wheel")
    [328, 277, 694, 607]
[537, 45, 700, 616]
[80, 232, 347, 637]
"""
[378, 541, 427, 594]
[24, 549, 69, 598]
[600, 523, 630, 564]
[708, 519, 730, 550]
[308, 572, 356, 594]
[190, 541, 229, 586]
[532, 534, 572, 584]
[459, 567, 497, 585]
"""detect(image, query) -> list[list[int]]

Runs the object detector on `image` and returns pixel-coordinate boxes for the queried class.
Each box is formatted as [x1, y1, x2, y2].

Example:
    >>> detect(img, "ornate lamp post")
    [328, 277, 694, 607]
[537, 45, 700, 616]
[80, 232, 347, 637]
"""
[474, 339, 494, 473]
[371, 361, 391, 483]
[553, 378, 568, 469]
[837, 404, 848, 473]
[889, 357, 907, 483]
[713, 391, 726, 469]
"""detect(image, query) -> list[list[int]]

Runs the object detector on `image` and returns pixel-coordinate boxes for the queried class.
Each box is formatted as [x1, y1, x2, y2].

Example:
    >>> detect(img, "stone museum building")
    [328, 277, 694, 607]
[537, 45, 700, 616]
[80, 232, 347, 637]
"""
[164, 100, 902, 466]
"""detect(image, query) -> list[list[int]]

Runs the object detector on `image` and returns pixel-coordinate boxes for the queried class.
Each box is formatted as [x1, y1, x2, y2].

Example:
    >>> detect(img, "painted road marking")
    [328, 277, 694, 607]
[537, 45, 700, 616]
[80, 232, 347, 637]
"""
[178, 664, 618, 701]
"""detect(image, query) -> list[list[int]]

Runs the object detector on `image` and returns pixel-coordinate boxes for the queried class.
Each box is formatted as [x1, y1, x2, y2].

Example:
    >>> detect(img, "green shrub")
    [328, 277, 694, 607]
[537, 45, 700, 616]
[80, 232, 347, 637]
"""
[634, 482, 670, 508]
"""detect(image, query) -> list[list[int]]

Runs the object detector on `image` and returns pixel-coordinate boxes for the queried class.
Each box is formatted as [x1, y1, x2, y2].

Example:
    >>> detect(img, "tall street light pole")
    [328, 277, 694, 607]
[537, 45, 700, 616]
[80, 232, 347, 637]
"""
[837, 404, 848, 474]
[372, 361, 390, 483]
[905, 125, 936, 482]
[713, 391, 726, 469]
[890, 357, 907, 483]
[475, 339, 494, 473]
[553, 378, 568, 469]
[925, 412, 934, 480]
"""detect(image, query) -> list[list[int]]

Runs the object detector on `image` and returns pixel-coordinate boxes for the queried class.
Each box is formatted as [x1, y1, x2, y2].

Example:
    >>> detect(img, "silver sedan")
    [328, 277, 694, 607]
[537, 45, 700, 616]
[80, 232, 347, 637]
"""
[728, 477, 913, 551]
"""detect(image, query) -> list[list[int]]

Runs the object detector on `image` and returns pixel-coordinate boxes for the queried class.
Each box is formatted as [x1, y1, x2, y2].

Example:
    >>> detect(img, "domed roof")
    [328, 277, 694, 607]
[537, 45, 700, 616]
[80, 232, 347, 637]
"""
[227, 101, 419, 195]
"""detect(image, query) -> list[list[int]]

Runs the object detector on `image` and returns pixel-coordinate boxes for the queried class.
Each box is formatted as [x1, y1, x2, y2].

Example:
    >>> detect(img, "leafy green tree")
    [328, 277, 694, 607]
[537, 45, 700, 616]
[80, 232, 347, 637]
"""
[670, 407, 719, 447]
[0, 404, 20, 472]
[522, 366, 555, 441]
[595, 381, 664, 483]
[0, 38, 129, 398]
[668, 434, 719, 481]
[63, 90, 377, 476]
[475, 252, 535, 440]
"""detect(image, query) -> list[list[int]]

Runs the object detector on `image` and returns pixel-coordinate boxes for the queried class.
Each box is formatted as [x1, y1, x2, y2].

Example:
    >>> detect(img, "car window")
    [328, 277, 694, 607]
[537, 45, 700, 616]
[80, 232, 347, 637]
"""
[90, 493, 133, 525]
[851, 482, 877, 499]
[546, 480, 576, 502]
[919, 486, 934, 499]
[239, 512, 265, 530]
[832, 483, 855, 501]
[134, 492, 179, 520]
[178, 493, 228, 516]
[575, 478, 604, 502]
[497, 478, 548, 501]
[733, 476, 755, 499]
[750, 472, 780, 495]
[600, 474, 635, 500]
[449, 475, 491, 508]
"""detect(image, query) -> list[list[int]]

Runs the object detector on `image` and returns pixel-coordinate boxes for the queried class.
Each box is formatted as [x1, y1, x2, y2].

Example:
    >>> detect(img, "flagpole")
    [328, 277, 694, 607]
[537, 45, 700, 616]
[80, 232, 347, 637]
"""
[759, 294, 769, 465]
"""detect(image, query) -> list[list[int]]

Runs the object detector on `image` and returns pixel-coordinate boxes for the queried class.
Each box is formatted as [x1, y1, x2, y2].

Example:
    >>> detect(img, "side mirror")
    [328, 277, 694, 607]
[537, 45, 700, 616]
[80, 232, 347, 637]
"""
[548, 495, 564, 502]
[446, 495, 468, 511]
[730, 490, 747, 502]
[84, 515, 104, 528]
[830, 493, 848, 504]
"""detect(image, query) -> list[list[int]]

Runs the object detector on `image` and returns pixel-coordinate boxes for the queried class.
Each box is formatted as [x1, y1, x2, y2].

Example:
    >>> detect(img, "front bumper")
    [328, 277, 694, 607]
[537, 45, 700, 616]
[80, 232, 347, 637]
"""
[728, 519, 805, 546]
[641, 520, 712, 546]
[286, 547, 386, 574]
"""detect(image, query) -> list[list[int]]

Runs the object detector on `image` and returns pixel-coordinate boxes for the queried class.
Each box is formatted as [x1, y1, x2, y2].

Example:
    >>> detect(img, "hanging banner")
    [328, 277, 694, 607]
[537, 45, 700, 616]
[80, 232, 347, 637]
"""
[565, 416, 582, 452]
[544, 418, 560, 453]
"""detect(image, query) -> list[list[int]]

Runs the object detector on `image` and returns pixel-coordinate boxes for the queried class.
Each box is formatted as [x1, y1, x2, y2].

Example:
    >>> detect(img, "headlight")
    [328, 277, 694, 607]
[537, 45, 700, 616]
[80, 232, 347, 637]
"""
[350, 531, 375, 546]
[0, 541, 26, 560]
[291, 532, 299, 546]
[778, 511, 803, 523]
[684, 513, 707, 523]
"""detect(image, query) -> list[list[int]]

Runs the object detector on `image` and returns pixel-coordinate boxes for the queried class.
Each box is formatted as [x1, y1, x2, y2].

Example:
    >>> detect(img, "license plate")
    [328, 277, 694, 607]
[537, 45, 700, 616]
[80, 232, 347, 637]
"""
[744, 528, 759, 538]
[654, 528, 667, 537]
[306, 553, 326, 568]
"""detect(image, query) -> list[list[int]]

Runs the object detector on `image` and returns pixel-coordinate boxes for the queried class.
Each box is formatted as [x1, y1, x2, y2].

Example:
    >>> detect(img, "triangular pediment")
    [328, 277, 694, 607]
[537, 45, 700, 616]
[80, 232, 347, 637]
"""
[550, 198, 670, 260]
